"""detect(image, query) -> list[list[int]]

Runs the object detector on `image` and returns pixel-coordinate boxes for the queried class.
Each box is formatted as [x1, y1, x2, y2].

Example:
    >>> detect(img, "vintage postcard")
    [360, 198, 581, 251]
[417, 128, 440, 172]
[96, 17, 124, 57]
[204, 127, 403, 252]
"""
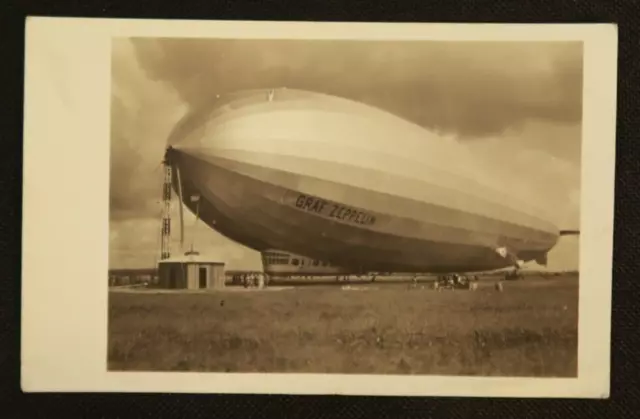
[21, 18, 617, 397]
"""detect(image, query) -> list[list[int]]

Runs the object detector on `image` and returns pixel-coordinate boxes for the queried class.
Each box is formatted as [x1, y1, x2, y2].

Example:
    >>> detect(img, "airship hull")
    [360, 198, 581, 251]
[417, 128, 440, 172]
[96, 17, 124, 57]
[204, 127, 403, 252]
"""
[168, 88, 560, 273]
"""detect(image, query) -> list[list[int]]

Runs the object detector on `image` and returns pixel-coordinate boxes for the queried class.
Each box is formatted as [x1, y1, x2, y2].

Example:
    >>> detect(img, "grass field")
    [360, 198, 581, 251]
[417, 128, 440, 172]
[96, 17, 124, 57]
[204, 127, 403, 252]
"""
[108, 275, 578, 376]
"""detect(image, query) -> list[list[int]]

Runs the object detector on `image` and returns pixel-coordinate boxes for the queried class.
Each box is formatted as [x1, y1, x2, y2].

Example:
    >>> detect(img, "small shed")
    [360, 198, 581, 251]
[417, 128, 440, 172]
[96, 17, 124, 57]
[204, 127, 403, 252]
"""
[158, 252, 226, 290]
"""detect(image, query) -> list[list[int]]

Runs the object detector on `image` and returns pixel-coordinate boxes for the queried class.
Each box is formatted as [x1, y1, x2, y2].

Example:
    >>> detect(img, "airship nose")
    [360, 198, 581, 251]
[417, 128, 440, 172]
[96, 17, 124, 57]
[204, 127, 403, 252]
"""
[163, 143, 209, 193]
[163, 145, 175, 163]
[164, 143, 196, 163]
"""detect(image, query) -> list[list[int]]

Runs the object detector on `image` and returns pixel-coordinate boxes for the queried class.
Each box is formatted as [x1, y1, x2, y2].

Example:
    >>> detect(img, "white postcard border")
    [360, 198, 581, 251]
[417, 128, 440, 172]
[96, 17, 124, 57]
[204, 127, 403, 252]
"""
[21, 18, 617, 397]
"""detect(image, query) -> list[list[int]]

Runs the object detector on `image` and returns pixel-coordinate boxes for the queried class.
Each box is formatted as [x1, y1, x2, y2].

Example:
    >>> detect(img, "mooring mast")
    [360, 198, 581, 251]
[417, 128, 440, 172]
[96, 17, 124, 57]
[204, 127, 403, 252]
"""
[160, 154, 173, 260]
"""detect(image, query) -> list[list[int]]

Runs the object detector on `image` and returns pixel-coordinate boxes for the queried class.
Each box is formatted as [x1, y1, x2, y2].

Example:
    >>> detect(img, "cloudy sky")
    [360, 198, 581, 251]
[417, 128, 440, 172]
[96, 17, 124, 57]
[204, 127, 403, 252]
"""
[109, 37, 582, 271]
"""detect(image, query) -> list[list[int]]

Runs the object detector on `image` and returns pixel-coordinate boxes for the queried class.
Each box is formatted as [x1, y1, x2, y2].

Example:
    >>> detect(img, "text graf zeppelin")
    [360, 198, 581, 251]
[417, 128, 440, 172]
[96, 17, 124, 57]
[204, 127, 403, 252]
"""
[290, 193, 377, 226]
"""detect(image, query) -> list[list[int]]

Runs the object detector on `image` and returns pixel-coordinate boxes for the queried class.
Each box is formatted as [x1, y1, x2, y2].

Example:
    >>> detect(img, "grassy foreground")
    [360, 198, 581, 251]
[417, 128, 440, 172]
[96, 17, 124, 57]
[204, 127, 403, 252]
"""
[108, 276, 578, 376]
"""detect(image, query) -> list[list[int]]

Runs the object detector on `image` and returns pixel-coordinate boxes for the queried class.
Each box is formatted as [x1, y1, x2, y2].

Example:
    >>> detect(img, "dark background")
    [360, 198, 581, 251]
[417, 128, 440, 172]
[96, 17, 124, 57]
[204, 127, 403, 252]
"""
[2, 0, 638, 418]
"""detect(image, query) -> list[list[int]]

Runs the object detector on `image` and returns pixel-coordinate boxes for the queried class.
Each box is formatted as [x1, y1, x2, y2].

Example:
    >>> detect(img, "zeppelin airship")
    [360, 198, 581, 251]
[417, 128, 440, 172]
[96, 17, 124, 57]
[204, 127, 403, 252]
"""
[164, 88, 578, 277]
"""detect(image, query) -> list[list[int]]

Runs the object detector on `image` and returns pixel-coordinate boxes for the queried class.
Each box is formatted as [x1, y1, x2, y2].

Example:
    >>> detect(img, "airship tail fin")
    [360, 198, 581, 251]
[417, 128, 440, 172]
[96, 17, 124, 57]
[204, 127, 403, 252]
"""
[534, 253, 548, 266]
[494, 246, 524, 268]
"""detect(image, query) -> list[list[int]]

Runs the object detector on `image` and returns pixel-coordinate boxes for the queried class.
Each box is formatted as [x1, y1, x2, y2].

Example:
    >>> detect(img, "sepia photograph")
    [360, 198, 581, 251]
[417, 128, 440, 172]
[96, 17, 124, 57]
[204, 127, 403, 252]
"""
[108, 37, 582, 376]
[21, 18, 616, 397]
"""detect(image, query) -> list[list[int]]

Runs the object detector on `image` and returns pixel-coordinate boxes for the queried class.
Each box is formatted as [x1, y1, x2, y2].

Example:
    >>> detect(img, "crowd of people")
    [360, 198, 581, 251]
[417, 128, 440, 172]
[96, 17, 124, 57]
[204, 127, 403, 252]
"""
[230, 272, 266, 288]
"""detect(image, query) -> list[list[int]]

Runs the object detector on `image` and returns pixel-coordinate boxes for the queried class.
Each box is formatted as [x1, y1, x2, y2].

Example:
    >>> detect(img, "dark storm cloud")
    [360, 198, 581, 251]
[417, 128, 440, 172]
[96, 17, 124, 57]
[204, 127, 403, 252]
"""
[109, 94, 162, 220]
[110, 41, 182, 221]
[131, 38, 583, 138]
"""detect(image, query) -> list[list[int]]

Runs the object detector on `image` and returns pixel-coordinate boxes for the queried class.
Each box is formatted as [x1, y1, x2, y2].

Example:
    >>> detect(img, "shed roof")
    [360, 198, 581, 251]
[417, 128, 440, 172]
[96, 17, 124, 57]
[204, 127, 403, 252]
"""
[158, 252, 225, 265]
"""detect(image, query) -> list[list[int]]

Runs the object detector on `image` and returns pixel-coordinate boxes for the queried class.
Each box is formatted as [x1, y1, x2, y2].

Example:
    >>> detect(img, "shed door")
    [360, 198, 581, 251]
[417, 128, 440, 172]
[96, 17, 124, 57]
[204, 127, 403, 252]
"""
[199, 267, 207, 289]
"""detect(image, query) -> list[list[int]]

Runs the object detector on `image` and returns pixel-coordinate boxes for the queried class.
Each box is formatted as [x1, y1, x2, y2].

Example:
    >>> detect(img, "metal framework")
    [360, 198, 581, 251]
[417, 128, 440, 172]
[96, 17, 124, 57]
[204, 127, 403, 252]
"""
[160, 163, 172, 260]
